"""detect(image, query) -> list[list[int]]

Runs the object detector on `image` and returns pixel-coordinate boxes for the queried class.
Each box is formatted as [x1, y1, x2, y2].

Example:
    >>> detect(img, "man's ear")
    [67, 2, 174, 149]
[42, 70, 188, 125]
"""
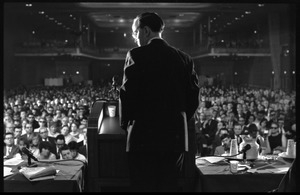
[143, 26, 151, 37]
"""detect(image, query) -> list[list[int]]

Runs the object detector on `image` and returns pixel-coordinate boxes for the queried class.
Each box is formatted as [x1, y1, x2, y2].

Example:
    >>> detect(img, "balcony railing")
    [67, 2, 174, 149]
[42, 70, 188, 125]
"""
[14, 41, 270, 59]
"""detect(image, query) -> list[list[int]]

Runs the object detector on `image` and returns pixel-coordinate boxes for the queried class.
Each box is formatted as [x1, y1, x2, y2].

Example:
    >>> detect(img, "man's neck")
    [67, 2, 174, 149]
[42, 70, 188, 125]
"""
[147, 36, 162, 44]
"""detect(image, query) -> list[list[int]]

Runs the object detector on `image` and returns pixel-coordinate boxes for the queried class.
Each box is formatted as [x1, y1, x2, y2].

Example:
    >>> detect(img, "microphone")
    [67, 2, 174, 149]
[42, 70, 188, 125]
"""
[240, 144, 251, 153]
[22, 147, 39, 162]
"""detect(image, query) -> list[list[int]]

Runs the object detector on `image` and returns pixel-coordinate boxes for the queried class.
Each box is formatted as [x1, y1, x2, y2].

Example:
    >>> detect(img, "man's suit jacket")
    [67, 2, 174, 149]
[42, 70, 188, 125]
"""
[3, 145, 20, 159]
[119, 38, 199, 152]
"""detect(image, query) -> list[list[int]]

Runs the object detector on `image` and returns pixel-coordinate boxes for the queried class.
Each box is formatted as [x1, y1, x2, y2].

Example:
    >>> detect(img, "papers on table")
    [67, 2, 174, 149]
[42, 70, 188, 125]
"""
[197, 156, 225, 164]
[247, 167, 289, 174]
[4, 167, 14, 177]
[4, 158, 24, 166]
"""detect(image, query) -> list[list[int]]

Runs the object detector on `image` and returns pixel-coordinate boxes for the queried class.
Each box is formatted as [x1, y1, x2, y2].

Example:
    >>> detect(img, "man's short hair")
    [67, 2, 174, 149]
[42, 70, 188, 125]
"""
[136, 12, 165, 32]
[39, 141, 53, 152]
[55, 134, 65, 142]
[60, 144, 70, 152]
[68, 141, 79, 151]
[220, 133, 230, 141]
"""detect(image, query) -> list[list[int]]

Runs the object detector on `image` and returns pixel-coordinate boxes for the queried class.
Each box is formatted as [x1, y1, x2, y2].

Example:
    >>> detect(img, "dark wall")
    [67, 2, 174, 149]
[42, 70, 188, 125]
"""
[194, 56, 272, 88]
[90, 60, 124, 85]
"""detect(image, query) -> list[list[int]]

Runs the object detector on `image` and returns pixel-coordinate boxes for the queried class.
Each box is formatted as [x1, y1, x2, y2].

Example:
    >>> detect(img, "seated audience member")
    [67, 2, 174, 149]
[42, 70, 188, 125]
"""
[70, 122, 84, 141]
[78, 126, 87, 156]
[265, 122, 287, 154]
[54, 134, 67, 159]
[13, 125, 23, 145]
[37, 141, 56, 160]
[285, 123, 296, 141]
[4, 132, 20, 159]
[29, 132, 42, 158]
[61, 125, 77, 144]
[34, 117, 48, 133]
[214, 133, 231, 156]
[212, 125, 229, 154]
[232, 123, 243, 147]
[48, 121, 60, 138]
[60, 145, 73, 160]
[68, 141, 87, 163]
[20, 122, 34, 144]
[5, 122, 15, 133]
[17, 137, 30, 160]
[39, 127, 56, 153]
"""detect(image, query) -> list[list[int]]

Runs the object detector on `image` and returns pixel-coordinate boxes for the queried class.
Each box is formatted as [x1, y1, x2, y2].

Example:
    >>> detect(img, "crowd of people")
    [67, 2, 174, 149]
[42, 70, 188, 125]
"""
[3, 79, 120, 163]
[3, 80, 296, 162]
[194, 85, 296, 157]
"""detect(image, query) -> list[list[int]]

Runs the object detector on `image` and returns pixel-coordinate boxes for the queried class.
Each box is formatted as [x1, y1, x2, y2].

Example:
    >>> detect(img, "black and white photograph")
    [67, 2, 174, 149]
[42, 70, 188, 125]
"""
[3, 2, 297, 192]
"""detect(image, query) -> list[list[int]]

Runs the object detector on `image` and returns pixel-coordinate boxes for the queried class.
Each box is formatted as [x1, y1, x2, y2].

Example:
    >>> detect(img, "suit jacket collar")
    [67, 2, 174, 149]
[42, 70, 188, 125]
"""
[148, 38, 167, 46]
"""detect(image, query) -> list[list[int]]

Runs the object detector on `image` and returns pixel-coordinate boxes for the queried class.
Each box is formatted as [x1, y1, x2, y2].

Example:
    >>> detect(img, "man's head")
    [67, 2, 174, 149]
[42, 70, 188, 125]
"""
[233, 123, 243, 136]
[55, 134, 65, 149]
[68, 141, 79, 159]
[39, 127, 49, 139]
[39, 141, 52, 158]
[60, 145, 73, 160]
[132, 12, 165, 46]
[4, 132, 14, 147]
[220, 133, 231, 151]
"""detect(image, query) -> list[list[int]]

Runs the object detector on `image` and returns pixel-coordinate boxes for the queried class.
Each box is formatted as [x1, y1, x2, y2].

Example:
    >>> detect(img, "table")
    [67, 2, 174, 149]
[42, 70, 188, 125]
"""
[195, 155, 293, 192]
[4, 159, 86, 192]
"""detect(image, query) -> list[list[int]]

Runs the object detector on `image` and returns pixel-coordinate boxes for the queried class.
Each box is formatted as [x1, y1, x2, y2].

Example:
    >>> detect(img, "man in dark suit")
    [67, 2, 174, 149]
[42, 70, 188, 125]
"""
[39, 127, 56, 154]
[4, 132, 20, 159]
[119, 12, 199, 192]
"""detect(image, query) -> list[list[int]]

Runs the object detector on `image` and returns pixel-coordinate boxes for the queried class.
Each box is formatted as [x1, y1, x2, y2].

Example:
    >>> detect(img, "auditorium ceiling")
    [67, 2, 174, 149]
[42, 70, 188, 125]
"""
[4, 2, 291, 35]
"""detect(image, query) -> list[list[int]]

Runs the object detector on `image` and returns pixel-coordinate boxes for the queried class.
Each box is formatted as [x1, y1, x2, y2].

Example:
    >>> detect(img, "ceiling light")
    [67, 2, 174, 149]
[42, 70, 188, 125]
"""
[25, 4, 32, 7]
[245, 11, 251, 14]
[38, 11, 44, 14]
[258, 4, 264, 7]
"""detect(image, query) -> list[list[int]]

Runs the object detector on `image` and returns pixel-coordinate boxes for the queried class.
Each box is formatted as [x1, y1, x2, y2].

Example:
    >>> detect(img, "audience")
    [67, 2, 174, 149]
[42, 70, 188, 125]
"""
[3, 82, 296, 160]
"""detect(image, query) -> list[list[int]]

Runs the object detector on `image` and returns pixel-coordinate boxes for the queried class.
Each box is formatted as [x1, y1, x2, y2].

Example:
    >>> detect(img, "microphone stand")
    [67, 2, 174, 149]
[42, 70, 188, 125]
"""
[240, 150, 251, 166]
[26, 156, 38, 167]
